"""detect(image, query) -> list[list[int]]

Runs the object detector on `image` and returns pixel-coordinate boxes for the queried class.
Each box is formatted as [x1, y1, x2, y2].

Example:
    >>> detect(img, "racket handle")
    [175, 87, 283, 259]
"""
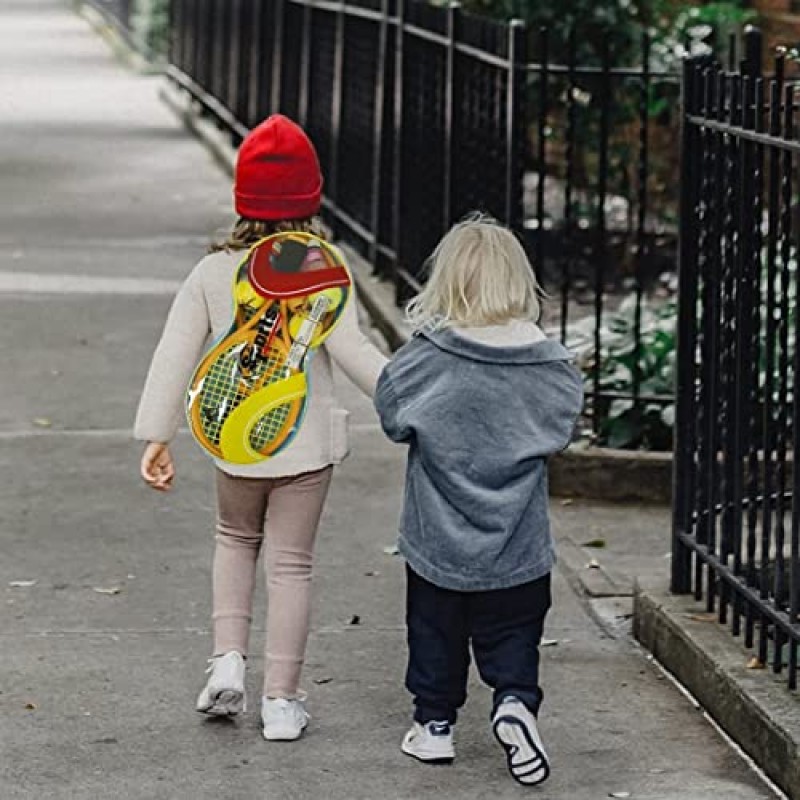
[286, 295, 330, 369]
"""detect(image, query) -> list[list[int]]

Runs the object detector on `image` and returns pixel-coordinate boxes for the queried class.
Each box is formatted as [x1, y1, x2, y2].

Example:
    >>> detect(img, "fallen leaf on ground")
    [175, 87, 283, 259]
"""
[25, 702, 37, 711]
[33, 418, 52, 428]
[92, 586, 122, 596]
[9, 580, 37, 588]
[583, 539, 607, 548]
[687, 613, 717, 623]
[382, 545, 399, 556]
[313, 677, 333, 685]
[746, 657, 766, 670]
[540, 639, 559, 647]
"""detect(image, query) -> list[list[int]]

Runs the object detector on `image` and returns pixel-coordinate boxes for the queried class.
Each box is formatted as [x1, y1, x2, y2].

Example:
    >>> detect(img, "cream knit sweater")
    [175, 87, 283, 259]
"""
[134, 248, 388, 478]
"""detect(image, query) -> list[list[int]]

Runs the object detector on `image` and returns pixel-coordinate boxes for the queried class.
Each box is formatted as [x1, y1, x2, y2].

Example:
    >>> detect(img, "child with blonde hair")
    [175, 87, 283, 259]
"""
[135, 115, 387, 741]
[374, 215, 583, 785]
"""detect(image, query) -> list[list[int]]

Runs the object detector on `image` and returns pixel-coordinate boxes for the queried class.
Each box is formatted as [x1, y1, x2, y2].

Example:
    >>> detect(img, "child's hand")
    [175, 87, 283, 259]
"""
[140, 442, 175, 491]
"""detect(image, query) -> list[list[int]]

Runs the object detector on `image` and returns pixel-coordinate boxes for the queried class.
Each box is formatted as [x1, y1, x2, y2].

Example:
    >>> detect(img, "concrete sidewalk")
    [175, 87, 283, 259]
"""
[0, 2, 781, 798]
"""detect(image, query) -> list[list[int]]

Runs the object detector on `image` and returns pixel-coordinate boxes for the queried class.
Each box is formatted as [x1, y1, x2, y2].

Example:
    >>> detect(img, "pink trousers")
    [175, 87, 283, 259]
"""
[212, 466, 333, 697]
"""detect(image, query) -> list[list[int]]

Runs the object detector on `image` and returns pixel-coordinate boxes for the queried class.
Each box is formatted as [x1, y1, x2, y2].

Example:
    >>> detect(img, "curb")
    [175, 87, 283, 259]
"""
[634, 586, 800, 800]
[556, 535, 633, 600]
[549, 444, 671, 504]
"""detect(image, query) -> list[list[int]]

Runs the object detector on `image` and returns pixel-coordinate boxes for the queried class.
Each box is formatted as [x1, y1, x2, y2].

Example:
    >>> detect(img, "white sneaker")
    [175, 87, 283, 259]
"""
[195, 652, 246, 716]
[401, 720, 455, 764]
[492, 696, 550, 786]
[261, 695, 310, 741]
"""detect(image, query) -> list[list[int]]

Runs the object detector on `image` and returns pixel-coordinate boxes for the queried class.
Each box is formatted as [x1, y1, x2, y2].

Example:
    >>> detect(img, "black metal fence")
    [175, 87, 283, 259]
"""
[166, 0, 684, 443]
[528, 32, 681, 448]
[169, 0, 526, 290]
[672, 29, 800, 690]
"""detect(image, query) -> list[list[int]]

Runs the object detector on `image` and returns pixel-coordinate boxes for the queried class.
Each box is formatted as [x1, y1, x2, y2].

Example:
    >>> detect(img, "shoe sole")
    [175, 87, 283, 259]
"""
[401, 751, 454, 766]
[400, 741, 454, 765]
[262, 722, 308, 742]
[197, 689, 245, 717]
[493, 715, 550, 786]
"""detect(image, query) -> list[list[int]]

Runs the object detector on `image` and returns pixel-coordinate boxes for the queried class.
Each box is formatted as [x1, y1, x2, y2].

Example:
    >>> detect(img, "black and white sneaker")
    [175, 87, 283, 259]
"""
[492, 696, 550, 786]
[401, 720, 455, 764]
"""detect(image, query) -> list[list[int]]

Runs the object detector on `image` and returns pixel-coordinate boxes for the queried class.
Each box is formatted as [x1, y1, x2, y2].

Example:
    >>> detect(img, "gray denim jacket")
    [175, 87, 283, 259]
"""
[374, 326, 584, 591]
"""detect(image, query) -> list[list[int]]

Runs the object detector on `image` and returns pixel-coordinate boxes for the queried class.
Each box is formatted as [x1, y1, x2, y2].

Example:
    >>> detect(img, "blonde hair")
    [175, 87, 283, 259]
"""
[209, 215, 329, 253]
[405, 214, 542, 330]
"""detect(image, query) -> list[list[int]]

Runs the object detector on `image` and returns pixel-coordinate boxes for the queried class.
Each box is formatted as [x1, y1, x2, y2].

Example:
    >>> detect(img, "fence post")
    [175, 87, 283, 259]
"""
[329, 0, 347, 206]
[271, 0, 286, 112]
[505, 18, 527, 229]
[671, 56, 701, 594]
[167, 0, 178, 69]
[226, 0, 243, 140]
[443, 3, 461, 231]
[560, 26, 577, 343]
[204, 0, 215, 95]
[369, 0, 391, 271]
[299, 0, 314, 128]
[194, 0, 206, 88]
[534, 27, 548, 269]
[729, 26, 762, 628]
[743, 25, 763, 78]
[391, 0, 406, 303]
[632, 32, 651, 410]
[247, 0, 263, 127]
[591, 40, 611, 438]
[213, 0, 227, 106]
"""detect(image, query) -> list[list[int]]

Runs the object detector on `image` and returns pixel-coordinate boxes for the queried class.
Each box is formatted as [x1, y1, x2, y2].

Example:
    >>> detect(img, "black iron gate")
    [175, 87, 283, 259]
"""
[671, 28, 800, 689]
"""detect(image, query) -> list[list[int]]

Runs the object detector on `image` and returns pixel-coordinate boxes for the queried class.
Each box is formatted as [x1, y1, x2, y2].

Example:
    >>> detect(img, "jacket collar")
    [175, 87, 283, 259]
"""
[418, 326, 574, 366]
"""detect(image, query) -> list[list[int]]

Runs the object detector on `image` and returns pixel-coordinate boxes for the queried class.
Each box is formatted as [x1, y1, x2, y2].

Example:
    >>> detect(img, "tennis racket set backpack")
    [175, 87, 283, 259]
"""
[185, 232, 352, 465]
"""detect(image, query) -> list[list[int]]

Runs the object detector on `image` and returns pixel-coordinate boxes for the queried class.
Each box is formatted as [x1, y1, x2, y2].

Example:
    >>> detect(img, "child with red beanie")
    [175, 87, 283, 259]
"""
[134, 115, 388, 741]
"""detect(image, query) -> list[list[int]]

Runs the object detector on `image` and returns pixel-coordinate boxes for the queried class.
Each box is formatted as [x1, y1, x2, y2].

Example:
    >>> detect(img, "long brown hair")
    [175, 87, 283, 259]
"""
[209, 216, 330, 253]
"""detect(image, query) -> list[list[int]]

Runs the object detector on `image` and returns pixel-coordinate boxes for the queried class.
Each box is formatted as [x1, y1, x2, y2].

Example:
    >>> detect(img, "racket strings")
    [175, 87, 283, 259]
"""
[191, 266, 346, 459]
[199, 335, 286, 448]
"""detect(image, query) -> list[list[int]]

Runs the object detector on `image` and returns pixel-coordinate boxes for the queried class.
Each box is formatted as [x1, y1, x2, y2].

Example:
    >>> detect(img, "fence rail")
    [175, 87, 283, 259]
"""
[166, 0, 687, 444]
[672, 29, 800, 690]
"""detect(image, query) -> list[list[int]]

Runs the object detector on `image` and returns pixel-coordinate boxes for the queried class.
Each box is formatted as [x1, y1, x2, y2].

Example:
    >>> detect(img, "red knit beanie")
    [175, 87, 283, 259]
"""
[234, 115, 323, 220]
